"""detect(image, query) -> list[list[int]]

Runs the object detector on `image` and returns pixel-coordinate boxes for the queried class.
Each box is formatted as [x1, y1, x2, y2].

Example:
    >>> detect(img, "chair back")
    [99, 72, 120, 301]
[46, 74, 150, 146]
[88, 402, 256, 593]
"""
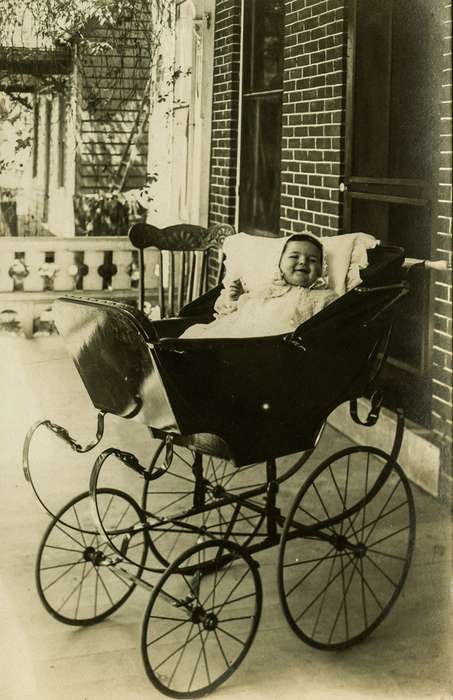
[128, 223, 235, 316]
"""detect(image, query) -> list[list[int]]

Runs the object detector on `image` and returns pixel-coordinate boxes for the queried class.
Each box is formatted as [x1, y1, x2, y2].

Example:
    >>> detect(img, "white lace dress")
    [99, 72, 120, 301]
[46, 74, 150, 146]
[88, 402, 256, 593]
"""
[180, 283, 338, 339]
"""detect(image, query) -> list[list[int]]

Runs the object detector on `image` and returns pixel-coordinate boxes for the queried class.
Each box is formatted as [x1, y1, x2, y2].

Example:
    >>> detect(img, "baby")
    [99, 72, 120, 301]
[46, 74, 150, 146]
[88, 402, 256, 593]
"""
[180, 234, 338, 339]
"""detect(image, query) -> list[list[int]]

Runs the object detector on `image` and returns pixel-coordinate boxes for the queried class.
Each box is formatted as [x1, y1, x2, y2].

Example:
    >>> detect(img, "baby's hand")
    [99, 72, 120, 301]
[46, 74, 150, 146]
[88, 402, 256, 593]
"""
[214, 279, 244, 317]
[227, 279, 244, 301]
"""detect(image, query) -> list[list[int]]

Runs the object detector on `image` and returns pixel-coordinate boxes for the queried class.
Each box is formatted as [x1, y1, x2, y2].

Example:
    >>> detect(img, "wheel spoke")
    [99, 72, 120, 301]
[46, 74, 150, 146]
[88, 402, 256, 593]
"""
[367, 524, 410, 550]
[72, 505, 87, 546]
[42, 557, 85, 591]
[161, 468, 194, 485]
[209, 591, 256, 612]
[94, 567, 116, 607]
[359, 557, 368, 630]
[328, 461, 358, 543]
[286, 544, 337, 598]
[57, 564, 94, 613]
[220, 614, 254, 623]
[213, 628, 230, 670]
[153, 626, 203, 672]
[363, 479, 400, 545]
[166, 529, 184, 561]
[174, 448, 196, 471]
[296, 504, 337, 538]
[366, 547, 407, 562]
[75, 561, 87, 619]
[154, 491, 192, 515]
[40, 560, 84, 571]
[311, 550, 339, 639]
[168, 621, 196, 689]
[93, 559, 99, 618]
[201, 558, 234, 609]
[54, 523, 89, 550]
[89, 495, 114, 546]
[199, 625, 212, 688]
[365, 552, 399, 589]
[43, 544, 85, 555]
[212, 567, 252, 617]
[188, 627, 209, 692]
[356, 500, 409, 540]
[148, 619, 189, 646]
[361, 451, 370, 539]
[295, 556, 354, 623]
[284, 552, 339, 569]
[343, 551, 384, 613]
[216, 624, 246, 646]
[327, 554, 356, 644]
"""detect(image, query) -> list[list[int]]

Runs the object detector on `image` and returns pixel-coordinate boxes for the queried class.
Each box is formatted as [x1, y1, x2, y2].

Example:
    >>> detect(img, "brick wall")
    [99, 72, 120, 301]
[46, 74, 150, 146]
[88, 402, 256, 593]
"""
[207, 0, 241, 283]
[433, 1, 452, 503]
[208, 0, 241, 228]
[280, 0, 347, 238]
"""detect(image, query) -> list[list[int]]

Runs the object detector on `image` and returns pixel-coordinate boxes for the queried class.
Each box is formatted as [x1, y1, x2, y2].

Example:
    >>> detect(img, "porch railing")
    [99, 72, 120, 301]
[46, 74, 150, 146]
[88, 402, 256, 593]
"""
[0, 236, 162, 337]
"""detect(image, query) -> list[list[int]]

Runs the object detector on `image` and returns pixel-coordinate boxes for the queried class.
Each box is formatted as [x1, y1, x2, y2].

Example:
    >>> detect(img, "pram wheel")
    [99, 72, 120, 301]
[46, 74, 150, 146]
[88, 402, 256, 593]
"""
[278, 447, 415, 650]
[142, 442, 266, 567]
[36, 488, 147, 626]
[141, 539, 262, 698]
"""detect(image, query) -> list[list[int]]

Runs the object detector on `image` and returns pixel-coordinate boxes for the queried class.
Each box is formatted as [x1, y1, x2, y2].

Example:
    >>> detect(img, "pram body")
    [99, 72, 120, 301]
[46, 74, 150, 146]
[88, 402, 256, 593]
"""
[52, 245, 403, 467]
[24, 239, 420, 698]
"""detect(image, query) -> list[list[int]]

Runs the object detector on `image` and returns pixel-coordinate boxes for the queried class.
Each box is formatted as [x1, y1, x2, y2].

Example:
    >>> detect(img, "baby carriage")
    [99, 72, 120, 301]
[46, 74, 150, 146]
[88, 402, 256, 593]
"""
[23, 228, 446, 698]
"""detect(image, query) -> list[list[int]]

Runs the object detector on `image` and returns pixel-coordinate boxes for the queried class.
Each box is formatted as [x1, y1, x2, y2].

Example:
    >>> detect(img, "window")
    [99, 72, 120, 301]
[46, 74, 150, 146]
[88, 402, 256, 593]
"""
[239, 0, 284, 236]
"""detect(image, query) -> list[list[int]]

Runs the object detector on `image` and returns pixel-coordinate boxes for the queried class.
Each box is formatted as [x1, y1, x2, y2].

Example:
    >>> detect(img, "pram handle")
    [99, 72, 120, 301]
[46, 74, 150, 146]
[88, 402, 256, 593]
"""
[403, 257, 451, 270]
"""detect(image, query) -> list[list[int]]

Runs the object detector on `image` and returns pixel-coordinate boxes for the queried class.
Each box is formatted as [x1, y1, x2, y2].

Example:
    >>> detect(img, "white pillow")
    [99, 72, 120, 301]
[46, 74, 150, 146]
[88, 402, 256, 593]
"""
[222, 232, 282, 291]
[221, 231, 378, 296]
[323, 232, 378, 294]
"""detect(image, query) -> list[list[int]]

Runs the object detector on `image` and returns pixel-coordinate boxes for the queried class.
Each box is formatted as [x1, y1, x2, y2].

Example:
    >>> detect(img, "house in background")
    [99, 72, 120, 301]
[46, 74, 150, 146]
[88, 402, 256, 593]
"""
[0, 4, 153, 237]
[149, 0, 452, 503]
[0, 47, 73, 236]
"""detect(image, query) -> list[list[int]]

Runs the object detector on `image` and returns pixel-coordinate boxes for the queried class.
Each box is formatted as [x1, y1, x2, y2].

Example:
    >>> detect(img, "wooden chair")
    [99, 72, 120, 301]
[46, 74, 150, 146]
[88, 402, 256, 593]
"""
[128, 222, 235, 317]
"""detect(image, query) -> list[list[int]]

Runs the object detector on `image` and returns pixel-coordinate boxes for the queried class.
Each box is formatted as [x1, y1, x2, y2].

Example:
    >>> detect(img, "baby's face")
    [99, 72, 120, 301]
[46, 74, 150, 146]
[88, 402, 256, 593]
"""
[279, 240, 322, 287]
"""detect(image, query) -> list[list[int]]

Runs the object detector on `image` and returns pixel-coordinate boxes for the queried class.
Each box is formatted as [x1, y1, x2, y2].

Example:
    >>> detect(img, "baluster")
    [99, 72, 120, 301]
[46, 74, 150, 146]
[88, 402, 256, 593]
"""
[23, 249, 46, 292]
[158, 250, 165, 315]
[83, 249, 104, 290]
[214, 249, 224, 286]
[193, 251, 204, 299]
[198, 252, 207, 297]
[20, 302, 34, 338]
[54, 249, 76, 291]
[0, 251, 16, 292]
[143, 249, 161, 310]
[168, 251, 175, 316]
[112, 250, 132, 290]
[178, 251, 185, 311]
[97, 252, 117, 290]
[0, 307, 24, 336]
[188, 251, 196, 304]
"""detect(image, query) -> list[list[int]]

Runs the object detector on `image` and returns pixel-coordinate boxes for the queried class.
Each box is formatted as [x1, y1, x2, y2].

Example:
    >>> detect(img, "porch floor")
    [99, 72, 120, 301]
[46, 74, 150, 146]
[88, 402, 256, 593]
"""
[1, 335, 451, 700]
